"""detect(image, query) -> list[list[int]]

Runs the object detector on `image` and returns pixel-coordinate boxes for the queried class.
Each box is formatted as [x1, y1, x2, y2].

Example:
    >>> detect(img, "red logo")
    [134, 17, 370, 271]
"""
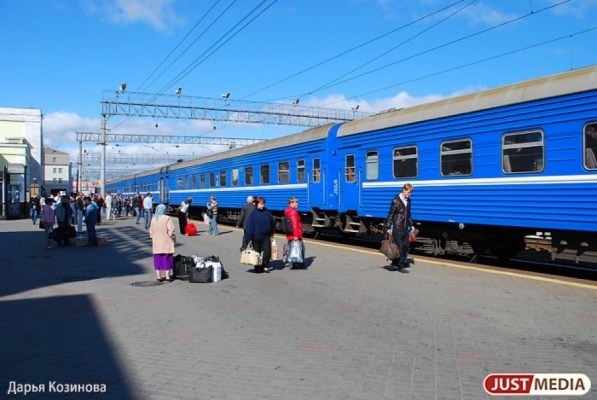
[484, 373, 591, 396]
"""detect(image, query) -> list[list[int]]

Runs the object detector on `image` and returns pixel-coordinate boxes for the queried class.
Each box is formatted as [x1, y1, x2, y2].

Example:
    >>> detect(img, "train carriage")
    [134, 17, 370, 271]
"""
[163, 123, 340, 231]
[333, 66, 597, 264]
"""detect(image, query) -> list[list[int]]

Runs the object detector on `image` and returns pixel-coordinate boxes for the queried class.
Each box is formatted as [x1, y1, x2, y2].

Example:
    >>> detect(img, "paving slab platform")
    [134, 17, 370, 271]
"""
[0, 216, 595, 400]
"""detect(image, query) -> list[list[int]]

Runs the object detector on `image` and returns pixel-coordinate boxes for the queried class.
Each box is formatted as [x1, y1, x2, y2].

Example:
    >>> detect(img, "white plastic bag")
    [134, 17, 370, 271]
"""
[289, 240, 303, 263]
[271, 239, 279, 261]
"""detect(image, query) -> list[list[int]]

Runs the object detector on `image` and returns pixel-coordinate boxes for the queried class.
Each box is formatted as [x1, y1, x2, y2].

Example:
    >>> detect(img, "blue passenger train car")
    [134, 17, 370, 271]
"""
[334, 66, 597, 263]
[106, 66, 597, 265]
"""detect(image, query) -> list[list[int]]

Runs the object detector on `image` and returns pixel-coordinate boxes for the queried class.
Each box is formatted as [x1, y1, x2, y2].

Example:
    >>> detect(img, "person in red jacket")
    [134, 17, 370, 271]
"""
[284, 197, 305, 269]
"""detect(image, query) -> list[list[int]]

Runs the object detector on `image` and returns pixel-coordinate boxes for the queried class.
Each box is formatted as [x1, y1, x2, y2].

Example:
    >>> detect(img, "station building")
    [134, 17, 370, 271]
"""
[0, 107, 43, 219]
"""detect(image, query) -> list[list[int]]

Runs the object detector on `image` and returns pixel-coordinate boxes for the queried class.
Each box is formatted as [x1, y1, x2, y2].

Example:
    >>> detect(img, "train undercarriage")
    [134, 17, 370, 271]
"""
[315, 210, 597, 267]
[188, 206, 597, 268]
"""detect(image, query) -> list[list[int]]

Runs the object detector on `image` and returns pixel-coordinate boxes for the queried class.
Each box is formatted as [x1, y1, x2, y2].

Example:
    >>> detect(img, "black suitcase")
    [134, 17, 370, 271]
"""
[53, 225, 76, 242]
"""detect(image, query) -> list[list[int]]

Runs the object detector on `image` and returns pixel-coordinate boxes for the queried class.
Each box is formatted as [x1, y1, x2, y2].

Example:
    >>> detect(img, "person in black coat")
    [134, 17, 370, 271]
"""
[383, 183, 414, 273]
[245, 197, 275, 273]
[236, 195, 255, 251]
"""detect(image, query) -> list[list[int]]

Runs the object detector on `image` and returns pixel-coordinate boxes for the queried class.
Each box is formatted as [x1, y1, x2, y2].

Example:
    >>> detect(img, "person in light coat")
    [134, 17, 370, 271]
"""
[149, 204, 176, 282]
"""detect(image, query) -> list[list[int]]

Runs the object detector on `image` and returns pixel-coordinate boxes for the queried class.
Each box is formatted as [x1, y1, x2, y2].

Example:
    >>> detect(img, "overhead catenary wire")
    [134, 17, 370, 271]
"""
[135, 0, 222, 94]
[306, 0, 478, 99]
[332, 26, 597, 106]
[155, 0, 277, 97]
[239, 0, 467, 102]
[288, 0, 573, 102]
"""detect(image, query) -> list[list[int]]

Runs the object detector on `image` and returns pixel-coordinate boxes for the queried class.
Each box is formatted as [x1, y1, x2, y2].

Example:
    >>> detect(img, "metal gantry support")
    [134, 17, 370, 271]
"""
[81, 153, 197, 164]
[75, 132, 266, 146]
[93, 90, 370, 195]
[101, 91, 370, 127]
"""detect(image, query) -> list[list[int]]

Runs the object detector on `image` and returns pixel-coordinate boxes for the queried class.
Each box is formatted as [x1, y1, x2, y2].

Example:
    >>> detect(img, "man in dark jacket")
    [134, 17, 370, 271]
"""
[132, 193, 142, 224]
[384, 183, 414, 273]
[236, 195, 255, 251]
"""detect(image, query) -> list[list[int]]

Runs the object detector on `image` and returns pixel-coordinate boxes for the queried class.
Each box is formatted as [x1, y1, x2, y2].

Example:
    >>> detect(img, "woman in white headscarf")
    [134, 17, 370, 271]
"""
[149, 204, 176, 282]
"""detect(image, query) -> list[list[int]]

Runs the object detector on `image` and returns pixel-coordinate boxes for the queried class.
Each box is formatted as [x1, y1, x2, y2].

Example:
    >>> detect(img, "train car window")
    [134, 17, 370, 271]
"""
[297, 159, 305, 182]
[245, 166, 254, 185]
[220, 170, 227, 187]
[502, 131, 544, 174]
[584, 123, 597, 170]
[232, 168, 239, 186]
[209, 172, 216, 188]
[278, 161, 290, 183]
[313, 158, 321, 183]
[393, 146, 418, 178]
[184, 176, 189, 189]
[345, 155, 355, 182]
[366, 151, 379, 180]
[260, 164, 270, 184]
[177, 177, 183, 190]
[441, 139, 472, 176]
[192, 174, 197, 189]
[200, 173, 205, 189]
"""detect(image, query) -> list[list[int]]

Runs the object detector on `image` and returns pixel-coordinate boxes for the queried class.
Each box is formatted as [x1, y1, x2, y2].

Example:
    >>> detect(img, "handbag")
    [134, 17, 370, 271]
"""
[380, 233, 400, 260]
[289, 240, 303, 263]
[189, 266, 213, 283]
[240, 243, 262, 266]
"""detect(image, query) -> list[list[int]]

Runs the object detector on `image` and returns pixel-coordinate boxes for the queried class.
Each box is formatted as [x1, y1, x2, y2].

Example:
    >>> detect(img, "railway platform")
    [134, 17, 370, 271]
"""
[0, 216, 595, 399]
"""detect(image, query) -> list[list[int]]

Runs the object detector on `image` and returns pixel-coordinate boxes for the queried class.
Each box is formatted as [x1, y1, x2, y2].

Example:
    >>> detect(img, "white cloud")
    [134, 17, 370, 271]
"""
[459, 3, 520, 26]
[83, 0, 184, 32]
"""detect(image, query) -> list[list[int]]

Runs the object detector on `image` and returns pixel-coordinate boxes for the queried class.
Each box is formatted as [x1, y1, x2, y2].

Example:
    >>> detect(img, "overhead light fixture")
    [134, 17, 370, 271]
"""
[119, 82, 127, 93]
[292, 99, 299, 106]
[221, 92, 230, 100]
[352, 105, 359, 111]
[175, 88, 182, 97]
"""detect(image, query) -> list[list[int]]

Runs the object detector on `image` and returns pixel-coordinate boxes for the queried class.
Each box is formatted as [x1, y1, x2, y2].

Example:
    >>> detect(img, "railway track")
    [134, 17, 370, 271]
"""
[314, 228, 597, 282]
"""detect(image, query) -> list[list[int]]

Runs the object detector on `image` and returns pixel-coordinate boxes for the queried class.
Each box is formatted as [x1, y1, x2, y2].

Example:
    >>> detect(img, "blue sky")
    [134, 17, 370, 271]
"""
[2, 0, 597, 172]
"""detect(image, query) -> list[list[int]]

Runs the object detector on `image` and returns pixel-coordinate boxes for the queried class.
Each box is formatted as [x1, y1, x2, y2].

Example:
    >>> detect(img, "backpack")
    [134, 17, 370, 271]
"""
[281, 215, 294, 235]
[173, 255, 194, 280]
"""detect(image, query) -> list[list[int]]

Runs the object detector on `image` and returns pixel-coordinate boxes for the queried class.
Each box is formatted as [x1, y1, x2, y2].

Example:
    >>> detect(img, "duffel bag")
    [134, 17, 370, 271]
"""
[189, 266, 213, 283]
[185, 223, 198, 236]
[379, 233, 400, 260]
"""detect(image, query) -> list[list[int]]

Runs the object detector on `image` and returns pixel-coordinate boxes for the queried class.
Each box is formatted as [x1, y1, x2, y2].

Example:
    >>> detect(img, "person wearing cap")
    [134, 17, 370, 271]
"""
[40, 197, 55, 249]
[206, 195, 219, 236]
[178, 197, 193, 234]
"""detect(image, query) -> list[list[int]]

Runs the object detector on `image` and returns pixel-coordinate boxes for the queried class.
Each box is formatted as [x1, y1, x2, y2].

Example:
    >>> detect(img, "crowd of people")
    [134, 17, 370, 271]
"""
[36, 185, 415, 279]
[34, 191, 157, 248]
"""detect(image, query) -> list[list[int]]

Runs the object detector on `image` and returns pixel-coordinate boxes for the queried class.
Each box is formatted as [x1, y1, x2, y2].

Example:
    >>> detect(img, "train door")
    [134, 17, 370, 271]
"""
[160, 166, 170, 205]
[308, 156, 325, 206]
[338, 153, 360, 212]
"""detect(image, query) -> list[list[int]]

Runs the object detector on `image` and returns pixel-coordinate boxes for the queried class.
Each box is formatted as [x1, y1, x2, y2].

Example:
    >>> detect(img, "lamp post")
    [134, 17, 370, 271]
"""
[23, 164, 28, 219]
[100, 114, 106, 196]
